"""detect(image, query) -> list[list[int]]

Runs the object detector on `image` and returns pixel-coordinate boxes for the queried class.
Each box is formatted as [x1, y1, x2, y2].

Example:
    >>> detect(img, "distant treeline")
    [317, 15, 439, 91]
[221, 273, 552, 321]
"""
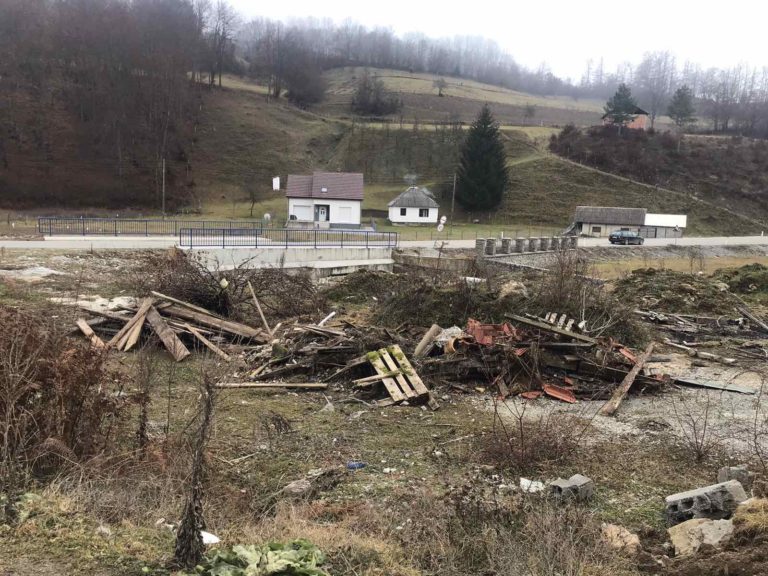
[0, 0, 234, 207]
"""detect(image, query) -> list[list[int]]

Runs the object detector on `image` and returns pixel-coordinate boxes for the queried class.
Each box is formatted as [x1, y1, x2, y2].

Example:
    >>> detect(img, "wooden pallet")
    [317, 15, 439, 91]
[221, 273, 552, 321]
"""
[368, 345, 439, 410]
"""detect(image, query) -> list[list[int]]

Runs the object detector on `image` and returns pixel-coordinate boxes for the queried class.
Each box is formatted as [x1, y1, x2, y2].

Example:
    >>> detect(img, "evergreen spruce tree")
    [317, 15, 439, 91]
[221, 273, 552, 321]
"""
[603, 83, 638, 131]
[667, 85, 696, 128]
[456, 104, 509, 211]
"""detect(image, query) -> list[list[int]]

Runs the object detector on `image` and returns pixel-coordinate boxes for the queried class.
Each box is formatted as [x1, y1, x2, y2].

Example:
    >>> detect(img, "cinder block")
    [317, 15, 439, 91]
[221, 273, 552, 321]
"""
[528, 237, 539, 252]
[665, 480, 747, 526]
[539, 237, 550, 251]
[717, 466, 755, 491]
[500, 238, 512, 254]
[515, 238, 526, 253]
[550, 473, 594, 502]
[550, 237, 561, 250]
[484, 238, 496, 256]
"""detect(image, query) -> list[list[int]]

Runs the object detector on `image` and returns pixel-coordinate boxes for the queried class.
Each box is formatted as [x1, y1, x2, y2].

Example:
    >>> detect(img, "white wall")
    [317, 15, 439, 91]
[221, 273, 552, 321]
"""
[388, 206, 438, 224]
[288, 198, 361, 225]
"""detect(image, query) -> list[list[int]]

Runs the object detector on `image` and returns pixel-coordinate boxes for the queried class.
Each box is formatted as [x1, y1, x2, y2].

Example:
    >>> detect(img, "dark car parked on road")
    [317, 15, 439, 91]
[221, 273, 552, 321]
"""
[608, 230, 644, 245]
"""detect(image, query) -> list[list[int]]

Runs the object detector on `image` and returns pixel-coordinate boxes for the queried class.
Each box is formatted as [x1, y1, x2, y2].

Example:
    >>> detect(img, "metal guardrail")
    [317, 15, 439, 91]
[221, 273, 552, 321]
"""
[178, 228, 399, 248]
[38, 217, 273, 236]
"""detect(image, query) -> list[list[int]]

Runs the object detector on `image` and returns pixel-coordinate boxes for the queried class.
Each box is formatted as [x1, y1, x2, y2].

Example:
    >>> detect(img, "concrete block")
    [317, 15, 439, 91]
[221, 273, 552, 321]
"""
[667, 518, 734, 557]
[717, 465, 755, 491]
[515, 238, 526, 253]
[665, 480, 747, 526]
[539, 237, 550, 251]
[500, 238, 512, 254]
[528, 237, 539, 252]
[475, 238, 486, 257]
[484, 238, 496, 256]
[550, 236, 561, 251]
[550, 473, 594, 502]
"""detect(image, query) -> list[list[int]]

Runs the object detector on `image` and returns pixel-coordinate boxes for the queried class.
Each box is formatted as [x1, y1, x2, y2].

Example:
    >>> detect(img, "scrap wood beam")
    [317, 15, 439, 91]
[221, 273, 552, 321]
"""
[145, 306, 191, 362]
[184, 323, 231, 361]
[505, 314, 597, 344]
[599, 342, 655, 417]
[215, 382, 327, 389]
[76, 318, 106, 349]
[108, 297, 154, 347]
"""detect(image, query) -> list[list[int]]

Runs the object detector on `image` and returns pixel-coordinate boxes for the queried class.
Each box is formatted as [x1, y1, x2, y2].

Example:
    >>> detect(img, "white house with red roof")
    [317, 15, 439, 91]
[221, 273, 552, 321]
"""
[286, 172, 363, 227]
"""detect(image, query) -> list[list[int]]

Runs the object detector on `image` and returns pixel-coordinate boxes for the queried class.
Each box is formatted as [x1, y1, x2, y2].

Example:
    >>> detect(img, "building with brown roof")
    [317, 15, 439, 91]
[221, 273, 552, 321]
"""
[286, 172, 364, 227]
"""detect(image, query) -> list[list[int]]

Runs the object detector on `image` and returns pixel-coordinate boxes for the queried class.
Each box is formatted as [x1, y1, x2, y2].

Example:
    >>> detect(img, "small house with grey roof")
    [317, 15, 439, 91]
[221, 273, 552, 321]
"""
[286, 172, 363, 227]
[387, 186, 439, 224]
[568, 206, 686, 238]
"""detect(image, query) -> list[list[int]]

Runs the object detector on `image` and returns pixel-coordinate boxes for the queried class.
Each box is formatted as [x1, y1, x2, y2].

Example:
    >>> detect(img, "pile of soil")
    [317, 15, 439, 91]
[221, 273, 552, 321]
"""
[613, 268, 742, 314]
[713, 263, 768, 298]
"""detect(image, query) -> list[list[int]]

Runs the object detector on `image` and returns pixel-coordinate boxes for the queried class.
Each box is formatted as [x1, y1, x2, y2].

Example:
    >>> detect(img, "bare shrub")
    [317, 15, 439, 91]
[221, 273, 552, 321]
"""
[0, 309, 117, 488]
[671, 392, 722, 462]
[530, 247, 646, 344]
[751, 374, 768, 475]
[128, 248, 325, 320]
[175, 367, 218, 569]
[483, 397, 584, 475]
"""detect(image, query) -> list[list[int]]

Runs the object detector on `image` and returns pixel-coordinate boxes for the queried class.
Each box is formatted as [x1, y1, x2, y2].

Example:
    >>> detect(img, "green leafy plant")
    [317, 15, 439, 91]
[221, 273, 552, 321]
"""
[197, 540, 329, 576]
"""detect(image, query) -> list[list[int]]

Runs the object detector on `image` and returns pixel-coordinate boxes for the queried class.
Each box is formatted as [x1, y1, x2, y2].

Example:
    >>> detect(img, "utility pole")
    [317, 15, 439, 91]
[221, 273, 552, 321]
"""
[450, 172, 457, 231]
[162, 158, 166, 219]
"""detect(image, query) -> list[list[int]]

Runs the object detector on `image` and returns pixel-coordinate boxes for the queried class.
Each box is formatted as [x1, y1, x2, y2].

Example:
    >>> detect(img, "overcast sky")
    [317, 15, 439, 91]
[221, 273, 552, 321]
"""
[228, 0, 767, 80]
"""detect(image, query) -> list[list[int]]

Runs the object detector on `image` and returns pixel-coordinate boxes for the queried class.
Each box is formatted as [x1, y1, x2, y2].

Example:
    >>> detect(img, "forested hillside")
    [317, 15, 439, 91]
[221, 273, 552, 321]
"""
[550, 126, 768, 219]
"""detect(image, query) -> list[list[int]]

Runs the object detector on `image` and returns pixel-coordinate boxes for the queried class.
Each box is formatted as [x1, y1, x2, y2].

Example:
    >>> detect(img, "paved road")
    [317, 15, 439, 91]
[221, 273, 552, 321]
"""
[0, 235, 767, 250]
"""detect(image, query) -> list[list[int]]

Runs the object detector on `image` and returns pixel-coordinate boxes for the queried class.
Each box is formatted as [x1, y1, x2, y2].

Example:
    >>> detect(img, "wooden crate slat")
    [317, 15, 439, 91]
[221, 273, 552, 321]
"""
[380, 348, 417, 399]
[389, 345, 430, 397]
[369, 352, 406, 403]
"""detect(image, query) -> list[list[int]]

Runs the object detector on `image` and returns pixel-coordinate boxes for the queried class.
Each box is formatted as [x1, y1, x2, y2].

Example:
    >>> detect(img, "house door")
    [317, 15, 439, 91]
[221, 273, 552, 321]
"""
[314, 205, 330, 222]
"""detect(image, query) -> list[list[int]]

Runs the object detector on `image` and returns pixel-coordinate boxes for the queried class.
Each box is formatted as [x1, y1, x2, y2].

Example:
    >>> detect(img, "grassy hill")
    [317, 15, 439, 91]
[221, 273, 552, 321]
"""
[0, 69, 760, 235]
[318, 67, 605, 126]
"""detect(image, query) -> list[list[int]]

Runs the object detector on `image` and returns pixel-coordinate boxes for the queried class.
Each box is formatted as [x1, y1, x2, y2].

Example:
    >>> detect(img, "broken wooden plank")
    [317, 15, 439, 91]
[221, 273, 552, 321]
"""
[353, 370, 402, 387]
[672, 377, 755, 395]
[108, 297, 154, 347]
[506, 313, 598, 344]
[162, 304, 267, 341]
[215, 382, 327, 389]
[737, 305, 768, 333]
[150, 291, 226, 319]
[145, 306, 191, 362]
[599, 342, 655, 417]
[247, 281, 273, 338]
[76, 318, 106, 349]
[414, 324, 442, 357]
[184, 323, 231, 361]
[119, 309, 147, 351]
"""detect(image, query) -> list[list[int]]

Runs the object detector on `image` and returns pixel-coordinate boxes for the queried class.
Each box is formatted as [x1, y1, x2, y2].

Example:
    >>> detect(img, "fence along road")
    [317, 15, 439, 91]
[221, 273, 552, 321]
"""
[37, 217, 274, 236]
[177, 228, 398, 248]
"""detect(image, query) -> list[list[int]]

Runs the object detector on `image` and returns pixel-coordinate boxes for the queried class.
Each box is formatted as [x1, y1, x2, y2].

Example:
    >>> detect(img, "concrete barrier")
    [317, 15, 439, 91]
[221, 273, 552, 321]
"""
[475, 238, 486, 257]
[515, 238, 526, 253]
[485, 238, 497, 256]
[550, 236, 561, 250]
[539, 237, 550, 251]
[500, 238, 513, 254]
[528, 237, 539, 252]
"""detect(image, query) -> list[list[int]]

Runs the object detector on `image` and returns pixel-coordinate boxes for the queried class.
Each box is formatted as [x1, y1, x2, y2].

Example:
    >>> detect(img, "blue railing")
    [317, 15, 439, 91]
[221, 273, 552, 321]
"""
[38, 217, 273, 236]
[178, 228, 398, 248]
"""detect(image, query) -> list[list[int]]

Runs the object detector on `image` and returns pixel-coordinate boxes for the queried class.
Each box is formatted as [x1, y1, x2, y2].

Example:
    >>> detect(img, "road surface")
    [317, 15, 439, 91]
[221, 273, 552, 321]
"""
[0, 235, 767, 250]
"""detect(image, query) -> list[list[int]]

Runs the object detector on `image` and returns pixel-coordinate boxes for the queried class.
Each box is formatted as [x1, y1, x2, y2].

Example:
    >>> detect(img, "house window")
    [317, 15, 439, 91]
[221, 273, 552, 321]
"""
[591, 226, 601, 235]
[400, 208, 407, 216]
[419, 208, 429, 218]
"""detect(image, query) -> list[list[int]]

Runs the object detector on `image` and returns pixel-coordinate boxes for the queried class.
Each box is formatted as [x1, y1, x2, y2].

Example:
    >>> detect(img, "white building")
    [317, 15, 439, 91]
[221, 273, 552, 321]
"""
[568, 206, 687, 238]
[286, 172, 363, 227]
[387, 186, 439, 224]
